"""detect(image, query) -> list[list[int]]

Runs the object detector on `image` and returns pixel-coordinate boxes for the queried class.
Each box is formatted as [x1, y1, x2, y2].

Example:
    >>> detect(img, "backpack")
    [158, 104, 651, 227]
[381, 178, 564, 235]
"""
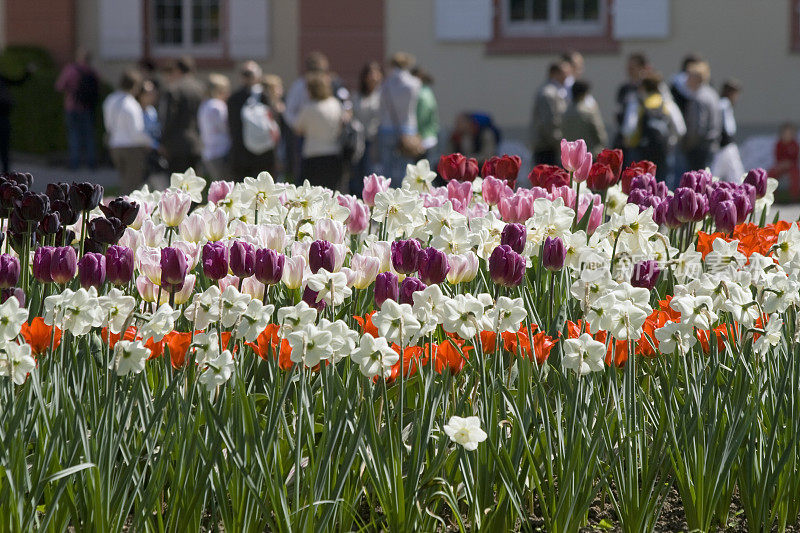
[75, 68, 99, 109]
[638, 97, 670, 153]
[241, 93, 280, 155]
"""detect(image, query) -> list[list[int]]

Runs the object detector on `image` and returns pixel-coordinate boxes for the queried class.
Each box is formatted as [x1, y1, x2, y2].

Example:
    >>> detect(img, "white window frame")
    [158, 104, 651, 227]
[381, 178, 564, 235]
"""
[504, 0, 606, 37]
[150, 0, 224, 58]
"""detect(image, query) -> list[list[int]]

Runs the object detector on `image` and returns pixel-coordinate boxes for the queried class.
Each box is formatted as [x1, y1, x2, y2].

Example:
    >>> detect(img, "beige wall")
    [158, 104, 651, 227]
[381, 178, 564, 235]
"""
[76, 0, 299, 91]
[386, 0, 800, 137]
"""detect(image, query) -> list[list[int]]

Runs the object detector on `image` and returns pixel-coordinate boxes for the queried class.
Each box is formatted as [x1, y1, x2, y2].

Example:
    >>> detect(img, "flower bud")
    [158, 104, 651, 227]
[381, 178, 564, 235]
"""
[281, 256, 306, 289]
[68, 182, 103, 212]
[446, 252, 478, 284]
[542, 236, 566, 272]
[89, 216, 124, 245]
[418, 247, 450, 285]
[489, 245, 525, 287]
[390, 239, 422, 275]
[158, 189, 191, 227]
[100, 197, 140, 226]
[374, 271, 399, 308]
[743, 168, 768, 198]
[1, 287, 25, 307]
[17, 192, 50, 223]
[78, 252, 106, 289]
[631, 260, 661, 290]
[202, 241, 229, 280]
[106, 245, 135, 286]
[229, 240, 255, 278]
[713, 200, 738, 234]
[33, 246, 55, 283]
[481, 154, 521, 188]
[254, 248, 285, 285]
[362, 174, 391, 207]
[500, 223, 526, 254]
[302, 286, 326, 311]
[399, 276, 426, 305]
[208, 180, 234, 204]
[0, 254, 20, 288]
[39, 212, 61, 235]
[309, 240, 335, 274]
[50, 246, 77, 284]
[160, 247, 189, 292]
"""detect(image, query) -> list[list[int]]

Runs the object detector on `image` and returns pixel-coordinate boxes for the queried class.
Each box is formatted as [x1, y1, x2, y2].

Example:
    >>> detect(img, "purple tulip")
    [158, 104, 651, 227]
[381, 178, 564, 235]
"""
[743, 168, 768, 198]
[50, 246, 77, 284]
[1, 287, 25, 307]
[374, 271, 399, 308]
[78, 252, 106, 289]
[672, 188, 699, 223]
[202, 241, 229, 280]
[662, 197, 682, 229]
[33, 246, 55, 283]
[489, 245, 526, 287]
[399, 276, 427, 305]
[229, 240, 256, 278]
[309, 240, 336, 274]
[0, 254, 20, 288]
[731, 190, 752, 224]
[254, 248, 285, 285]
[542, 236, 566, 272]
[631, 260, 661, 290]
[160, 247, 189, 292]
[106, 245, 135, 286]
[302, 286, 326, 311]
[501, 223, 526, 254]
[391, 239, 422, 275]
[680, 170, 713, 194]
[418, 247, 450, 285]
[629, 173, 658, 195]
[713, 200, 738, 234]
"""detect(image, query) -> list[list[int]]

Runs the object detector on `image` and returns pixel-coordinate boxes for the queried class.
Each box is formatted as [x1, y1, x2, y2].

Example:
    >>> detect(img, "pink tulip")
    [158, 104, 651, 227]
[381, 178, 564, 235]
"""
[218, 275, 240, 292]
[482, 176, 514, 206]
[135, 275, 158, 302]
[242, 276, 266, 300]
[446, 252, 479, 284]
[179, 212, 205, 242]
[337, 194, 371, 235]
[362, 174, 391, 207]
[447, 180, 473, 209]
[158, 189, 192, 227]
[314, 218, 347, 244]
[171, 274, 197, 305]
[281, 256, 307, 289]
[560, 139, 592, 182]
[208, 180, 235, 204]
[550, 185, 577, 209]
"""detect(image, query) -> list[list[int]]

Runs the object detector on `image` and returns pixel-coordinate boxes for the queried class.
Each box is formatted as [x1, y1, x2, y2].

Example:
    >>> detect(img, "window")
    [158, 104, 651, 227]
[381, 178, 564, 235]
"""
[151, 0, 222, 56]
[506, 0, 605, 36]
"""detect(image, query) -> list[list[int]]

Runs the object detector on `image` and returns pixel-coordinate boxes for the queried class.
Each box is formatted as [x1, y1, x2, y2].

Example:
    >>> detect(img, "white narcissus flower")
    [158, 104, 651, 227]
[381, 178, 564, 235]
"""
[0, 295, 29, 340]
[220, 285, 252, 328]
[352, 334, 399, 379]
[670, 294, 718, 331]
[487, 296, 527, 334]
[402, 159, 436, 192]
[412, 284, 447, 337]
[170, 167, 207, 203]
[0, 343, 36, 384]
[277, 301, 318, 337]
[761, 272, 800, 314]
[110, 340, 151, 376]
[571, 267, 614, 309]
[673, 244, 703, 283]
[192, 331, 221, 365]
[140, 304, 180, 342]
[774, 223, 800, 265]
[98, 288, 136, 334]
[236, 301, 274, 343]
[199, 349, 235, 392]
[184, 286, 222, 330]
[443, 415, 487, 451]
[372, 299, 421, 346]
[63, 288, 101, 337]
[655, 320, 697, 355]
[442, 294, 486, 340]
[754, 313, 783, 357]
[320, 319, 359, 363]
[606, 300, 649, 341]
[705, 238, 747, 274]
[529, 197, 574, 243]
[287, 324, 333, 367]
[562, 333, 606, 376]
[306, 270, 352, 307]
[43, 289, 74, 329]
[722, 282, 759, 327]
[371, 188, 418, 236]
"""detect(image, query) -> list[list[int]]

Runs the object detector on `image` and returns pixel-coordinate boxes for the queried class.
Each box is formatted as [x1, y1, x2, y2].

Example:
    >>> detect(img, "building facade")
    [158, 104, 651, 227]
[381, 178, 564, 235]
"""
[0, 0, 799, 138]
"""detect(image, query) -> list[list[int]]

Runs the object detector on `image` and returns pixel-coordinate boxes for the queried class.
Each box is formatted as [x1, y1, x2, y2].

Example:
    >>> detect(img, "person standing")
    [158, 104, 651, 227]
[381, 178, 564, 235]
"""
[293, 72, 344, 190]
[412, 67, 439, 160]
[102, 70, 152, 192]
[682, 61, 721, 171]
[55, 49, 99, 170]
[378, 52, 422, 187]
[0, 62, 35, 174]
[562, 80, 608, 156]
[350, 62, 383, 194]
[710, 80, 744, 182]
[227, 61, 279, 180]
[284, 52, 330, 181]
[160, 56, 204, 174]
[530, 62, 568, 165]
[198, 74, 231, 180]
[561, 50, 584, 101]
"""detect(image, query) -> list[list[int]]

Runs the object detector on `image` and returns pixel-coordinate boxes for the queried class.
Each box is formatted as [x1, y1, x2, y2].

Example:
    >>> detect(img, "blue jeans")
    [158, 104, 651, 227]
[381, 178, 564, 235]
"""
[66, 110, 96, 169]
[378, 129, 414, 188]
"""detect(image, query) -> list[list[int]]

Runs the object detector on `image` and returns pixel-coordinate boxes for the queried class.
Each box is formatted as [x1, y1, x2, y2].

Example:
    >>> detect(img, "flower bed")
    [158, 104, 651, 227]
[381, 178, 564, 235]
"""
[1, 140, 799, 531]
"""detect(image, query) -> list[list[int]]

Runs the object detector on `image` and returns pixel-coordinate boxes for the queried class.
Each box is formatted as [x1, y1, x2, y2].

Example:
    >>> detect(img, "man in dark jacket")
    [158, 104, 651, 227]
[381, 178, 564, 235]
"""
[682, 61, 721, 171]
[160, 56, 204, 175]
[227, 61, 276, 180]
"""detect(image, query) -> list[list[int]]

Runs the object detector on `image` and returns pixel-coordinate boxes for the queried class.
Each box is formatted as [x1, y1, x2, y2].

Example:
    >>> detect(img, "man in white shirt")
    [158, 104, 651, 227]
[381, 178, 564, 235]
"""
[102, 70, 152, 192]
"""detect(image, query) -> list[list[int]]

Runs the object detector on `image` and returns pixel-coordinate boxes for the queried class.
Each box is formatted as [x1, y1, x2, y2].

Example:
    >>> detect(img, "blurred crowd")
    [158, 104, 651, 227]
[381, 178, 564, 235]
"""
[39, 48, 800, 198]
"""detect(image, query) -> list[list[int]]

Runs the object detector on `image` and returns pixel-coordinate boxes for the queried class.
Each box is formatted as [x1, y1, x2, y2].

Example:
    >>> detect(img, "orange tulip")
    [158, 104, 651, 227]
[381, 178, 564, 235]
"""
[21, 317, 62, 356]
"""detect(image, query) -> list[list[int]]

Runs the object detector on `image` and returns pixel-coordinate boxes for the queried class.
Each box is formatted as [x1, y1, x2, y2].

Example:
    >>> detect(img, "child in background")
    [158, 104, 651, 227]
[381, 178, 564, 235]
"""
[198, 73, 231, 180]
[770, 122, 800, 201]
